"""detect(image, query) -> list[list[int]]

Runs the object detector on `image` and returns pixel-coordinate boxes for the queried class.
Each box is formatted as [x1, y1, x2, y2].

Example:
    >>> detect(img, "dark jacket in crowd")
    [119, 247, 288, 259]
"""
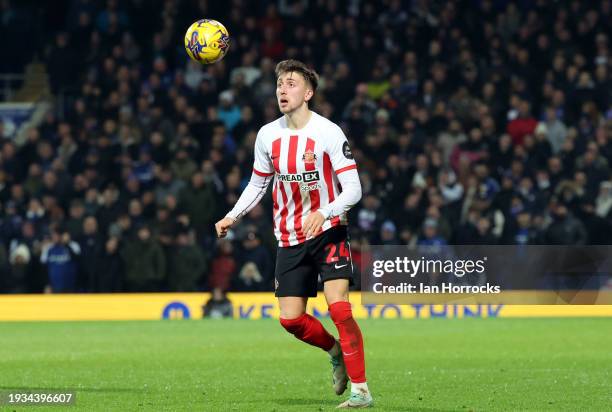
[544, 214, 588, 245]
[94, 238, 123, 292]
[178, 183, 217, 236]
[168, 244, 207, 291]
[121, 238, 166, 291]
[77, 233, 104, 291]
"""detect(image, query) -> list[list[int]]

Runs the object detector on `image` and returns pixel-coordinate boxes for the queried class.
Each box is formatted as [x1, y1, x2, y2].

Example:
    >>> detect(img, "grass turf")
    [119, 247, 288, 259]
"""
[0, 318, 611, 411]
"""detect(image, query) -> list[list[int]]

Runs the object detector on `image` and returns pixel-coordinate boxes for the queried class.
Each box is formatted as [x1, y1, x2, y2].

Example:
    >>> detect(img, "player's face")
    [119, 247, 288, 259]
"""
[276, 72, 313, 114]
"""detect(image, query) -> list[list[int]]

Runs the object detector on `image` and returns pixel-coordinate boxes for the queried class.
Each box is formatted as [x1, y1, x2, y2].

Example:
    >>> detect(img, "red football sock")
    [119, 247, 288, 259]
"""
[329, 301, 366, 383]
[280, 313, 336, 351]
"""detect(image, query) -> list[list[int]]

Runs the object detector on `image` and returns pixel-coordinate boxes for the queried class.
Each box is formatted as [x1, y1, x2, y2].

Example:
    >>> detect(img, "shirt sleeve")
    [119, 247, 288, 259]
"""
[327, 125, 357, 175]
[318, 125, 361, 219]
[318, 168, 362, 219]
[252, 129, 274, 177]
[226, 129, 274, 220]
[225, 172, 273, 220]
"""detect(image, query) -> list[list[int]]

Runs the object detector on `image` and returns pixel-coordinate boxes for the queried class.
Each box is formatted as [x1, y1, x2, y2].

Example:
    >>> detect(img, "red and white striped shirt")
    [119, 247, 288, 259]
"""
[227, 111, 362, 247]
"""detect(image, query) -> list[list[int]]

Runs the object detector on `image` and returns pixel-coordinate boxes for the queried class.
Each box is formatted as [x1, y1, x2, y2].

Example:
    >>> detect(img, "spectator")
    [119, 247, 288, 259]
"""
[596, 181, 612, 219]
[40, 226, 81, 293]
[543, 107, 568, 154]
[507, 100, 538, 146]
[178, 172, 217, 239]
[217, 90, 242, 132]
[230, 51, 261, 88]
[77, 216, 103, 291]
[94, 236, 123, 292]
[132, 148, 155, 189]
[96, 185, 122, 234]
[208, 239, 236, 292]
[233, 228, 273, 291]
[450, 128, 488, 174]
[155, 167, 186, 206]
[378, 220, 398, 245]
[469, 216, 499, 244]
[1, 243, 19, 292]
[66, 200, 86, 238]
[504, 210, 540, 245]
[120, 224, 166, 291]
[544, 204, 588, 245]
[202, 288, 233, 318]
[170, 149, 198, 182]
[151, 205, 176, 249]
[167, 228, 207, 292]
[46, 32, 78, 94]
[418, 218, 448, 246]
[232, 106, 258, 143]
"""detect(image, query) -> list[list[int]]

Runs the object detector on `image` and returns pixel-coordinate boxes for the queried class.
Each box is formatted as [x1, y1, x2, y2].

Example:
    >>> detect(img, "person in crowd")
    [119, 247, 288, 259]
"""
[120, 224, 166, 292]
[202, 288, 233, 318]
[168, 227, 207, 291]
[40, 225, 81, 293]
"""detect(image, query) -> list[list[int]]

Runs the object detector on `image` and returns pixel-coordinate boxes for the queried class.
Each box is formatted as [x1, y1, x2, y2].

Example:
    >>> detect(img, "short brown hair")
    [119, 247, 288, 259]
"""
[275, 59, 319, 93]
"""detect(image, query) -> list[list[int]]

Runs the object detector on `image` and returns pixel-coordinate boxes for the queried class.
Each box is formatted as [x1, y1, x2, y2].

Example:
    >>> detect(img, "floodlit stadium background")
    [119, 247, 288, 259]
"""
[0, 1, 611, 313]
[1, 2, 612, 411]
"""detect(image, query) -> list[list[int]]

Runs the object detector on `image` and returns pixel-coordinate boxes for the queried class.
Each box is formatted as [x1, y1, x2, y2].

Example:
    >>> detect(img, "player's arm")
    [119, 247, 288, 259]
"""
[215, 131, 274, 238]
[302, 128, 362, 238]
[318, 167, 362, 219]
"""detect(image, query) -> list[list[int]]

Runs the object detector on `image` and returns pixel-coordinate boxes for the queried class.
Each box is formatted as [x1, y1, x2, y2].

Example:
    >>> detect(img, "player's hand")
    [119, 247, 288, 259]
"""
[215, 217, 236, 238]
[303, 211, 326, 239]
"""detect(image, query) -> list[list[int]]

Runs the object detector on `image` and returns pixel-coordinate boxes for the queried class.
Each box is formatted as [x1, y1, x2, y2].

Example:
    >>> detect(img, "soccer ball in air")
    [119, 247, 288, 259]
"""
[184, 19, 230, 64]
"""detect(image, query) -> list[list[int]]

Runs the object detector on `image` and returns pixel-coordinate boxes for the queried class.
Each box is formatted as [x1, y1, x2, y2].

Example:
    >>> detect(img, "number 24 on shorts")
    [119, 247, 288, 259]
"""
[324, 242, 350, 264]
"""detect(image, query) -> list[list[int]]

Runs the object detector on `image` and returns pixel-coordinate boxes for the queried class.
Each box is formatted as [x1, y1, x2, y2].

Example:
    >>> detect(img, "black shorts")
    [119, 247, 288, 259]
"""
[274, 226, 354, 297]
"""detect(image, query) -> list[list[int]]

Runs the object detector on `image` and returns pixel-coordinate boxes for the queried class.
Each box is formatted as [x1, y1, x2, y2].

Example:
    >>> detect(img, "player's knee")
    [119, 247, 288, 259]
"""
[280, 314, 306, 335]
[329, 301, 353, 324]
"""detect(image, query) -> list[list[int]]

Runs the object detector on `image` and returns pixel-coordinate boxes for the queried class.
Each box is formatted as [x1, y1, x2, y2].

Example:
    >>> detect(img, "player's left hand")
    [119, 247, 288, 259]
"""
[303, 211, 326, 239]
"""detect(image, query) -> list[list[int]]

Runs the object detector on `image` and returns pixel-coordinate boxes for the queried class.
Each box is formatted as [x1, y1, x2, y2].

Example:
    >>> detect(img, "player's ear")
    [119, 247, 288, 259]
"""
[304, 88, 314, 102]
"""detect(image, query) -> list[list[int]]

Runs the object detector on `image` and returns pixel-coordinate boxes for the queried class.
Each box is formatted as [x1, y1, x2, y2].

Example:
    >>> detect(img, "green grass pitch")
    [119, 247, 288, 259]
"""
[0, 318, 611, 411]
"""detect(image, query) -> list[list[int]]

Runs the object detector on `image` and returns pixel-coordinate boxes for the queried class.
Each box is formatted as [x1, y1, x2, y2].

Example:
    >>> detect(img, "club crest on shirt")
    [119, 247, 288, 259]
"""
[302, 150, 317, 164]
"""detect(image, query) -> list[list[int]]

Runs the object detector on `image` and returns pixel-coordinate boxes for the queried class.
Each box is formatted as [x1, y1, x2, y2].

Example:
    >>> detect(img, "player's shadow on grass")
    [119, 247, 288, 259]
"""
[0, 386, 145, 393]
[275, 398, 457, 412]
[273, 398, 339, 407]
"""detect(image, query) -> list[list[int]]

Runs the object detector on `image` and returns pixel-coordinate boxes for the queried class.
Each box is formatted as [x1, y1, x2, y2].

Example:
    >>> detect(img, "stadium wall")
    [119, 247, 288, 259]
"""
[0, 293, 612, 321]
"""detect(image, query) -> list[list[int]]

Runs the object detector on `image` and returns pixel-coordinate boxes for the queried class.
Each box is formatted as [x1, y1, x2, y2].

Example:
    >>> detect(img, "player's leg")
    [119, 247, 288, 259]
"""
[276, 246, 336, 352]
[314, 227, 372, 408]
[278, 296, 335, 350]
[324, 279, 372, 408]
[279, 296, 308, 319]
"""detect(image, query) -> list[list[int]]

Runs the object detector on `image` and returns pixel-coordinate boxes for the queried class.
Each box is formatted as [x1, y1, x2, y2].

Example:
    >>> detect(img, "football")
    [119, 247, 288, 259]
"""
[184, 19, 230, 64]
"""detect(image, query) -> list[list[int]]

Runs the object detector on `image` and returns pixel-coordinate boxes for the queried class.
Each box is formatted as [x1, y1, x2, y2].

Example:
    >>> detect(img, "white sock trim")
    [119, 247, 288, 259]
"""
[351, 381, 369, 395]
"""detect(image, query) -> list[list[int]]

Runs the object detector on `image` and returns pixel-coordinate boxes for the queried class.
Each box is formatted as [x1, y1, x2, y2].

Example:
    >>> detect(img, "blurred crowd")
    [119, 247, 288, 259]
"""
[0, 0, 611, 293]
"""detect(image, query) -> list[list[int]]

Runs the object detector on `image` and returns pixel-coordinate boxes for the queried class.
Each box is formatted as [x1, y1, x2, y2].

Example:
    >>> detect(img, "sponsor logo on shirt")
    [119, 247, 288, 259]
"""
[300, 182, 321, 192]
[278, 171, 320, 182]
[277, 171, 321, 192]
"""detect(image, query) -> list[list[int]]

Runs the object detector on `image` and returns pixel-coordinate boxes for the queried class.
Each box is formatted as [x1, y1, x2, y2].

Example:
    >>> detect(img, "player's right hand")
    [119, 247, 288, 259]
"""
[215, 217, 236, 238]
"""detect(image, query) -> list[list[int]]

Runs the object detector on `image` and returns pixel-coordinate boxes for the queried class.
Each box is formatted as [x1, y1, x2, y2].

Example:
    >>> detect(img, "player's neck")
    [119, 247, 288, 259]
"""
[285, 106, 312, 130]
